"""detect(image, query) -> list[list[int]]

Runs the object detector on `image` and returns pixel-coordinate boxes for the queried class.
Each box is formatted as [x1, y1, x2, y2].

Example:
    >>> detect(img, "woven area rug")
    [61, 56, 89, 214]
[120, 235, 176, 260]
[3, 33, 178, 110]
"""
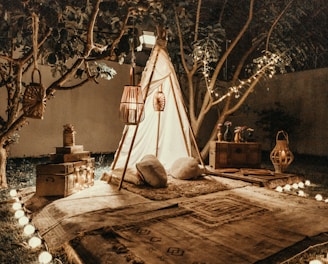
[66, 194, 312, 264]
[110, 175, 235, 201]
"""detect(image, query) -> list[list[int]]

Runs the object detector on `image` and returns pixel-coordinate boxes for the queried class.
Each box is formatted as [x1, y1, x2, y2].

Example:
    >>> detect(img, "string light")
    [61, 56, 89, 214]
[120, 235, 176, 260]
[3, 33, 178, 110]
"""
[28, 236, 42, 249]
[12, 202, 22, 210]
[205, 50, 291, 104]
[10, 189, 17, 197]
[24, 224, 36, 236]
[18, 216, 29, 226]
[10, 188, 53, 264]
[38, 251, 53, 264]
[14, 209, 25, 219]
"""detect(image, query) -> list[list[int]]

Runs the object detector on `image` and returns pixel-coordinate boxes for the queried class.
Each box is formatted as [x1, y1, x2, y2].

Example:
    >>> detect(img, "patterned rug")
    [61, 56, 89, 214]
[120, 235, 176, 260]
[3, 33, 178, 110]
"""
[110, 175, 234, 201]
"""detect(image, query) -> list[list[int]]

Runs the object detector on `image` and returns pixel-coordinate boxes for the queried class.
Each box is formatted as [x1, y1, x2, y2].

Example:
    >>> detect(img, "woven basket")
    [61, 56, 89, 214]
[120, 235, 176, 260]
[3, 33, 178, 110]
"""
[23, 69, 46, 119]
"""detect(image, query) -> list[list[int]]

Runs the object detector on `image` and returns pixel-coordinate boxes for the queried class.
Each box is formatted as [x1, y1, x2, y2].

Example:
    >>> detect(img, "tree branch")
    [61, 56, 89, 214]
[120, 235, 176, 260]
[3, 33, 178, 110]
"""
[265, 0, 295, 52]
[83, 0, 107, 57]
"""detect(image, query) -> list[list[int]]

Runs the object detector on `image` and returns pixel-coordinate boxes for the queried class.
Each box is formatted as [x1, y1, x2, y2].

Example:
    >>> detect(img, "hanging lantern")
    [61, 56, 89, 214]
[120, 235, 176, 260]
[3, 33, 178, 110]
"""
[119, 85, 145, 125]
[270, 130, 294, 173]
[153, 85, 166, 111]
[22, 69, 46, 119]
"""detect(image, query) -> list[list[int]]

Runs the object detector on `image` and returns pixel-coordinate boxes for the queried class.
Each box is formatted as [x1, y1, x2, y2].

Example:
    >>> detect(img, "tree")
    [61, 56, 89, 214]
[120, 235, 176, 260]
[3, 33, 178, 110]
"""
[0, 0, 327, 187]
[0, 0, 166, 188]
[167, 0, 327, 160]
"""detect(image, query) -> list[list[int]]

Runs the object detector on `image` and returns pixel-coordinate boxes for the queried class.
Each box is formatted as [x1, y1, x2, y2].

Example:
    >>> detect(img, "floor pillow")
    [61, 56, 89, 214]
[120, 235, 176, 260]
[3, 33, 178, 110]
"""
[136, 155, 167, 188]
[169, 157, 202, 180]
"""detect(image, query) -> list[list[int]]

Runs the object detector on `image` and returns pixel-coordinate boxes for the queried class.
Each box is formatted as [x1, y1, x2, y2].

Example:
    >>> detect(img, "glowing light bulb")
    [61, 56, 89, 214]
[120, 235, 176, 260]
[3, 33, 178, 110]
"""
[9, 189, 17, 197]
[298, 182, 304, 188]
[309, 260, 323, 264]
[315, 194, 323, 201]
[298, 190, 305, 197]
[14, 209, 24, 219]
[292, 183, 299, 190]
[18, 216, 29, 226]
[28, 236, 42, 249]
[23, 224, 35, 236]
[38, 251, 53, 264]
[275, 186, 283, 193]
[305, 180, 311, 186]
[283, 184, 291, 191]
[12, 202, 22, 210]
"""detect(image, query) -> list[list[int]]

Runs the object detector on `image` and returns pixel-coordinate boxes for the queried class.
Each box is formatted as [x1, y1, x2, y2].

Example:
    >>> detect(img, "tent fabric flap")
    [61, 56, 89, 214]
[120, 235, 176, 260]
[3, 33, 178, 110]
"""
[111, 44, 192, 171]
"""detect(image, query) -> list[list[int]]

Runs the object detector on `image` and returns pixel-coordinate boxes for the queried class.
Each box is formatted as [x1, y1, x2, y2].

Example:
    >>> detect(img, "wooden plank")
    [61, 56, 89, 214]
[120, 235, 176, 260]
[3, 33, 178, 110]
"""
[36, 163, 75, 175]
[50, 151, 91, 163]
[55, 145, 84, 154]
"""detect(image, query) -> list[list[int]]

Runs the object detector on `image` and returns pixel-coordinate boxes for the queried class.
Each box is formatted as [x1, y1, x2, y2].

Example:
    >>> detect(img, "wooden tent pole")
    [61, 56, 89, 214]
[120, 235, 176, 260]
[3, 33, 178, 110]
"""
[169, 76, 190, 155]
[118, 49, 160, 190]
[169, 76, 205, 168]
[155, 111, 161, 157]
[111, 125, 129, 170]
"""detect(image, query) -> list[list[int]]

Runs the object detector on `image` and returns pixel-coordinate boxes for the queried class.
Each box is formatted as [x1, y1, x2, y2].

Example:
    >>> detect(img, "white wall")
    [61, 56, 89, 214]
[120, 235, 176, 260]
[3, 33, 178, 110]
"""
[2, 61, 130, 157]
[2, 63, 327, 158]
[230, 68, 328, 156]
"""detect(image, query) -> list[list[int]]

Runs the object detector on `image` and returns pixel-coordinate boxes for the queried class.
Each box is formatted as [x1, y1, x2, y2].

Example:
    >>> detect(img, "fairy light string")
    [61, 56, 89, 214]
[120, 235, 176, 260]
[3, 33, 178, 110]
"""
[192, 47, 291, 105]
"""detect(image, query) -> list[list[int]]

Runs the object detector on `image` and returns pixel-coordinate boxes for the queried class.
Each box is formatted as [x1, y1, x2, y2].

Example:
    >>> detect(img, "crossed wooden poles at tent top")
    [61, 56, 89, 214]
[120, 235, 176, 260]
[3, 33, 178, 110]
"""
[112, 46, 204, 190]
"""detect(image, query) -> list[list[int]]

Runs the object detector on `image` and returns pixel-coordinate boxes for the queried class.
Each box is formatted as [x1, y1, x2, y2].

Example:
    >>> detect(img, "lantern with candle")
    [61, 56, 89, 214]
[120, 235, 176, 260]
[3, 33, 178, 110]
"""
[270, 130, 294, 173]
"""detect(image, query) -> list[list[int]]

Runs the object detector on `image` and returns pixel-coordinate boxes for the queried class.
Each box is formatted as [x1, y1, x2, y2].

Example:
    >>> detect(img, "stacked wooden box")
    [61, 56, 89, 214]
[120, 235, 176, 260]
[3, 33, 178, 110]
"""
[36, 144, 95, 197]
[209, 141, 261, 169]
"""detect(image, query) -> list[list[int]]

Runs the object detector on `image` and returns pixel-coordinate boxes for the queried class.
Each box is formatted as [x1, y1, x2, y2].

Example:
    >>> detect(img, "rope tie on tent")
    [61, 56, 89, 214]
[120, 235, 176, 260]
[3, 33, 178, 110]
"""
[22, 13, 46, 119]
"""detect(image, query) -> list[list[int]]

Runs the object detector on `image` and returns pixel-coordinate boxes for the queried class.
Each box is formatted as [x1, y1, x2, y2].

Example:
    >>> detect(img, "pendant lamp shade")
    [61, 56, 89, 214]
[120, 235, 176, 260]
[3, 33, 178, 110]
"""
[119, 85, 145, 125]
[153, 87, 166, 111]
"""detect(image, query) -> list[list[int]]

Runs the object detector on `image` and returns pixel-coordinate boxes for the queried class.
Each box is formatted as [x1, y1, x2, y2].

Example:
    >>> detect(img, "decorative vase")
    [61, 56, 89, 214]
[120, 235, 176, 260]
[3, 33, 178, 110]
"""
[217, 130, 222, 142]
[223, 124, 233, 142]
[63, 124, 76, 147]
[217, 124, 223, 142]
[270, 130, 294, 173]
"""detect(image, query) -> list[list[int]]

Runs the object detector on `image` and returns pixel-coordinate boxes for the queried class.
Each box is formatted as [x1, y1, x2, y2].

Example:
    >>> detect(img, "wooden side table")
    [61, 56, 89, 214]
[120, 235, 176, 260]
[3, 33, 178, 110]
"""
[209, 141, 261, 169]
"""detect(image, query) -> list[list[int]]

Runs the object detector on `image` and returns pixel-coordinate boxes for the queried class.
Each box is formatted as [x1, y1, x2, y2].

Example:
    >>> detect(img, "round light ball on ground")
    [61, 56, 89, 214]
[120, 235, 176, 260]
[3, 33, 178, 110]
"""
[28, 236, 42, 248]
[38, 251, 52, 264]
[23, 224, 35, 236]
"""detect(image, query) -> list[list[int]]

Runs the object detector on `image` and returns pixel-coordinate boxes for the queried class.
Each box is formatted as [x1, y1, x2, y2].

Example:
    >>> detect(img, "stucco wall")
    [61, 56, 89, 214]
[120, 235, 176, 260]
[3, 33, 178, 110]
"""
[230, 68, 328, 156]
[1, 61, 130, 158]
[2, 64, 327, 158]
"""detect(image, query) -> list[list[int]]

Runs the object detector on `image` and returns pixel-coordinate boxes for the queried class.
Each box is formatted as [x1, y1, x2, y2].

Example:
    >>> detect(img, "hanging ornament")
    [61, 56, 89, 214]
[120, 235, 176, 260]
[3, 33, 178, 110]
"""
[153, 85, 165, 111]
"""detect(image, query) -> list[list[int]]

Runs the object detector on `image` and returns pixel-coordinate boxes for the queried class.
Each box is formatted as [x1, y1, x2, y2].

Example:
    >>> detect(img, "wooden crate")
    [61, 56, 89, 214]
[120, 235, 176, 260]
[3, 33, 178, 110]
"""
[209, 141, 261, 169]
[50, 151, 91, 163]
[55, 145, 84, 154]
[36, 174, 76, 197]
[36, 162, 75, 175]
[36, 157, 95, 197]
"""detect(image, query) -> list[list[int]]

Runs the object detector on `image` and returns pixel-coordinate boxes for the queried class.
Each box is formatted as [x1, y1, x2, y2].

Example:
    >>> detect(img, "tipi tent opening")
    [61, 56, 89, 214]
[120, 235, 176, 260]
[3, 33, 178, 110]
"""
[109, 41, 203, 188]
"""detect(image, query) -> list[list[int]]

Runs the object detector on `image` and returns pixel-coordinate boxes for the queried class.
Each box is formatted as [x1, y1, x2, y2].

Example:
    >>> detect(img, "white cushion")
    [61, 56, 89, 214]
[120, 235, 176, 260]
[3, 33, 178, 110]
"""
[136, 155, 167, 188]
[169, 157, 202, 180]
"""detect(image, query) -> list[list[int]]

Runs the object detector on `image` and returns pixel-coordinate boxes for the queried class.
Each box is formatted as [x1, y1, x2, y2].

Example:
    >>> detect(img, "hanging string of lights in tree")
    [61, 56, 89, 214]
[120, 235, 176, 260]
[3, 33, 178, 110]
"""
[192, 42, 292, 105]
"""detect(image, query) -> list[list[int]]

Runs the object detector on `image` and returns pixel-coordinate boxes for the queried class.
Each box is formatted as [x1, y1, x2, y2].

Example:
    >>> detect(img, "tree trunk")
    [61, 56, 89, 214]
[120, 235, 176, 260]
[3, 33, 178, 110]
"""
[0, 146, 8, 189]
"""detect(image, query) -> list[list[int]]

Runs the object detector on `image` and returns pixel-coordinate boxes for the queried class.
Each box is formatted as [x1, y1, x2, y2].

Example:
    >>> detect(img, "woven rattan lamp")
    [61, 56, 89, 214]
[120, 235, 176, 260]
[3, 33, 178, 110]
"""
[270, 130, 294, 173]
[119, 84, 144, 124]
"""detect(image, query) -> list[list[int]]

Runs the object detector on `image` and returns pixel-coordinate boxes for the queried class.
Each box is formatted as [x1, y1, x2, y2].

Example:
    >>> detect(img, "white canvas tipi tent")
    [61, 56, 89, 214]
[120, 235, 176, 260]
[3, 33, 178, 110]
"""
[111, 41, 201, 182]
